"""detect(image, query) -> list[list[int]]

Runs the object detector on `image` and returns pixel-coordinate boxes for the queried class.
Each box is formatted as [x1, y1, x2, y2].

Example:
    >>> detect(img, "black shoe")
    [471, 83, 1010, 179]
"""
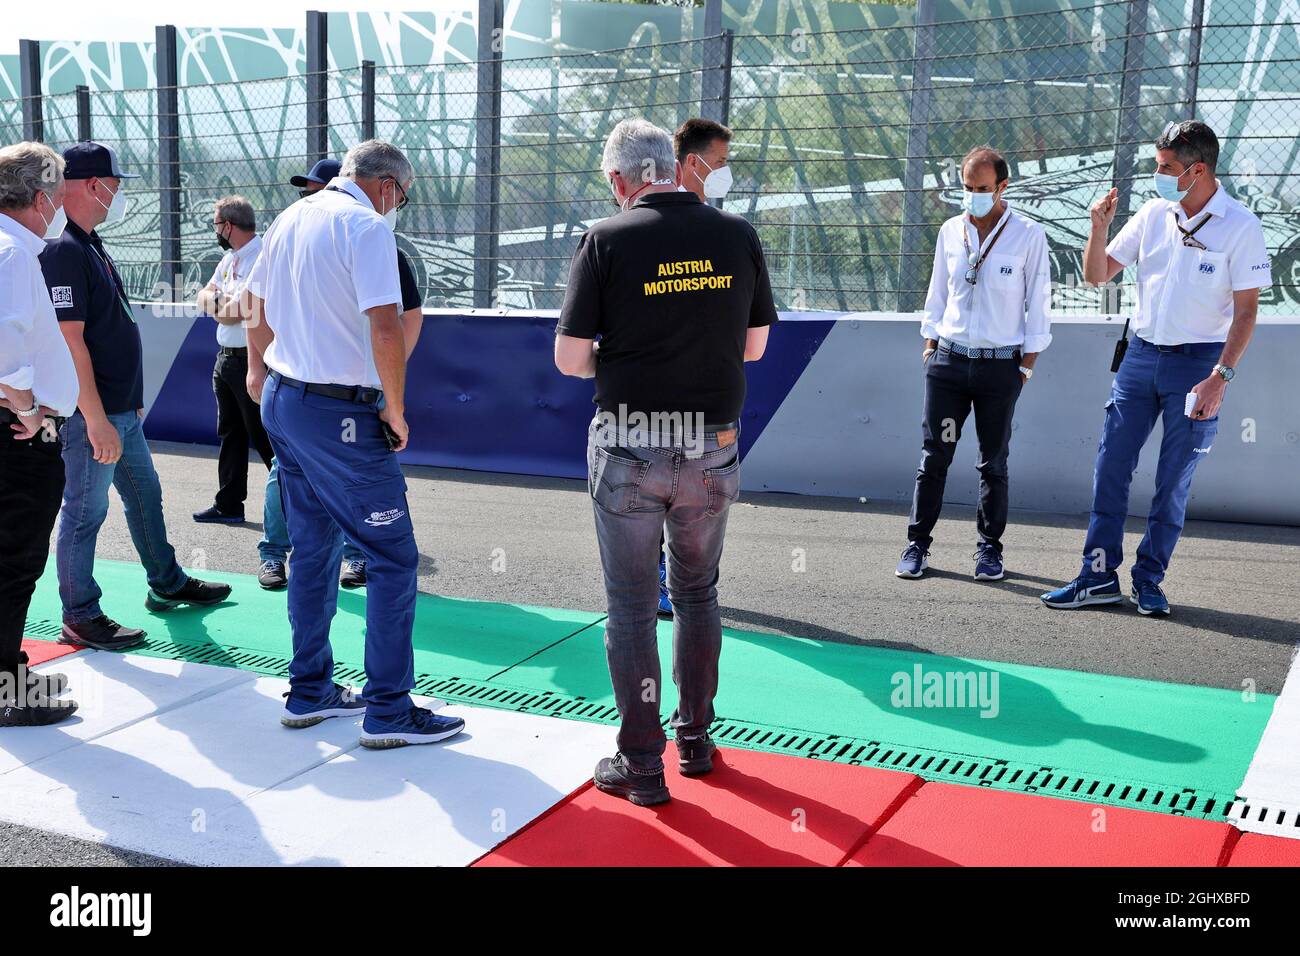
[593, 753, 671, 806]
[0, 693, 79, 727]
[340, 560, 367, 589]
[676, 733, 717, 776]
[59, 615, 146, 651]
[25, 670, 69, 698]
[145, 577, 232, 611]
[257, 560, 288, 590]
[193, 505, 244, 524]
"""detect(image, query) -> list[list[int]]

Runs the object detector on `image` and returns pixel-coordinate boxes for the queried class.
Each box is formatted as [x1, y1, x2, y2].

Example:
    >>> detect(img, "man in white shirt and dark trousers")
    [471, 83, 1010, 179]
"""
[193, 197, 274, 528]
[0, 143, 81, 726]
[898, 146, 1052, 582]
[245, 140, 463, 748]
[1043, 121, 1271, 616]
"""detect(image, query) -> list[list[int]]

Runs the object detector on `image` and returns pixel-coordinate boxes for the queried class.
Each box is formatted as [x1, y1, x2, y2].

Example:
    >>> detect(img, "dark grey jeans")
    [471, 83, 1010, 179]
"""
[586, 416, 741, 772]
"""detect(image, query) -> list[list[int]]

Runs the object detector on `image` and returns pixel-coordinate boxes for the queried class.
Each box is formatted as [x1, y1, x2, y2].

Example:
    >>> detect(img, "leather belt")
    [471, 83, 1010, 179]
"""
[1133, 336, 1223, 356]
[218, 346, 248, 356]
[939, 338, 1021, 360]
[269, 369, 382, 405]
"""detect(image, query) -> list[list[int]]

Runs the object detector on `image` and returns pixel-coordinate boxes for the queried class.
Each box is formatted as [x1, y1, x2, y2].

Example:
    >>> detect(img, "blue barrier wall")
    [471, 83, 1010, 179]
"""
[138, 307, 1300, 526]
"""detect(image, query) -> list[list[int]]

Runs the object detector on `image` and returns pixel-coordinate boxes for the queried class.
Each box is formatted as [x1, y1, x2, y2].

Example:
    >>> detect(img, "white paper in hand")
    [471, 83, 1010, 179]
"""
[1184, 392, 1199, 418]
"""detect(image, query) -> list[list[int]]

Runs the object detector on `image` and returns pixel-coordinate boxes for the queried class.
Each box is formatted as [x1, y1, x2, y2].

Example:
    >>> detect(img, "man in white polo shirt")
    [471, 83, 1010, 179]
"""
[245, 140, 463, 749]
[897, 145, 1052, 583]
[0, 142, 80, 726]
[1043, 120, 1271, 616]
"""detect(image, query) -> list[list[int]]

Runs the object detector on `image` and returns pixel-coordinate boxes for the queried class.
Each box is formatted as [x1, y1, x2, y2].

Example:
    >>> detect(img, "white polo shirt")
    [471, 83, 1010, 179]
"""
[246, 177, 400, 387]
[1107, 181, 1272, 345]
[208, 234, 262, 348]
[0, 212, 79, 416]
[921, 202, 1053, 353]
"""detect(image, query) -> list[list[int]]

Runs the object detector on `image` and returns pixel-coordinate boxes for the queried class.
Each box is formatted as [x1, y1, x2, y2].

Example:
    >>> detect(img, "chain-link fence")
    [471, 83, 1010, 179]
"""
[3, 0, 1297, 314]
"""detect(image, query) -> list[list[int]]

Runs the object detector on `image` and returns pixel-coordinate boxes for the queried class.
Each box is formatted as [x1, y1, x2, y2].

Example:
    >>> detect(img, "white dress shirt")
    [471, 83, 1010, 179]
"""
[1107, 181, 1272, 345]
[0, 212, 79, 416]
[921, 202, 1053, 353]
[246, 177, 400, 387]
[207, 234, 263, 348]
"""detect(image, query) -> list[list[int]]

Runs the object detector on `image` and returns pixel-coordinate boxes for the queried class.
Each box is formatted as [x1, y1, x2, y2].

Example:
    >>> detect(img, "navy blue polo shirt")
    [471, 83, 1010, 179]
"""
[39, 220, 144, 414]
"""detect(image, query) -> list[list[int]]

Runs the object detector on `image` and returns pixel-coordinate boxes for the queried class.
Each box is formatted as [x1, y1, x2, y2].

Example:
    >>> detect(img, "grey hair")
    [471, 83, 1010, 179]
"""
[214, 194, 255, 231]
[341, 139, 414, 185]
[0, 142, 64, 212]
[601, 118, 675, 184]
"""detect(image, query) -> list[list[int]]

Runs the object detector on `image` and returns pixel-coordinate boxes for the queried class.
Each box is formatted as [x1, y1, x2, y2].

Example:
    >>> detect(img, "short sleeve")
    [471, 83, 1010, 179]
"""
[746, 224, 779, 328]
[396, 249, 422, 312]
[1229, 218, 1272, 291]
[350, 219, 401, 313]
[38, 240, 91, 322]
[208, 252, 229, 290]
[1105, 200, 1149, 268]
[556, 231, 602, 339]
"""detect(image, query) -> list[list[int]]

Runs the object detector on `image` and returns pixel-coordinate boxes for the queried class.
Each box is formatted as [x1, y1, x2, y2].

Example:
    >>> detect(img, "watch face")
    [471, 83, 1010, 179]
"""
[1218, 365, 1235, 381]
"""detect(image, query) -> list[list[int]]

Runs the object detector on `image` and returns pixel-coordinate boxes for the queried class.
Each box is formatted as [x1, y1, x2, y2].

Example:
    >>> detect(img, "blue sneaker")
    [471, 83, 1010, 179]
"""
[360, 706, 466, 749]
[281, 683, 365, 728]
[973, 543, 1004, 581]
[657, 554, 673, 618]
[1040, 571, 1122, 609]
[1130, 580, 1171, 616]
[895, 542, 929, 579]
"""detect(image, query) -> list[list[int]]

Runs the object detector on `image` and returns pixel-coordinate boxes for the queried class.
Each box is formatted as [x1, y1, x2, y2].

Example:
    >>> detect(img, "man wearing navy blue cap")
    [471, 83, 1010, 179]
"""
[40, 142, 232, 650]
[290, 158, 342, 196]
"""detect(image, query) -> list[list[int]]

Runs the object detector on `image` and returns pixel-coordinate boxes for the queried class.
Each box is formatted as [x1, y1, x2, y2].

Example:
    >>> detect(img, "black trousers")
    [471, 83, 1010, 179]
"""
[0, 422, 66, 679]
[907, 348, 1024, 552]
[213, 348, 275, 514]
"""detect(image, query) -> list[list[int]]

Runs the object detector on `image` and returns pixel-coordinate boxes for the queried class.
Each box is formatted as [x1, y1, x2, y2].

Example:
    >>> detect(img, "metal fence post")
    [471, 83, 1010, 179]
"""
[1112, 0, 1149, 236]
[19, 39, 42, 142]
[1184, 0, 1206, 119]
[361, 60, 376, 141]
[157, 25, 181, 299]
[473, 0, 503, 310]
[76, 85, 92, 141]
[306, 10, 329, 162]
[898, 0, 936, 312]
[700, 0, 727, 122]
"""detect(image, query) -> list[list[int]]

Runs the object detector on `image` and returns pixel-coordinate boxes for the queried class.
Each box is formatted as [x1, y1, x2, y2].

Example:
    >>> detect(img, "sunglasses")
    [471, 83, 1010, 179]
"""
[387, 177, 410, 211]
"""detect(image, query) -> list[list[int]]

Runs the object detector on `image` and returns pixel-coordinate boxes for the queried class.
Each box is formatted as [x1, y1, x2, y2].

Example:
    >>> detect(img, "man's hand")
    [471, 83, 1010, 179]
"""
[86, 415, 122, 464]
[378, 403, 409, 452]
[9, 409, 42, 440]
[246, 365, 267, 405]
[1190, 372, 1227, 420]
[922, 338, 938, 363]
[1091, 187, 1119, 231]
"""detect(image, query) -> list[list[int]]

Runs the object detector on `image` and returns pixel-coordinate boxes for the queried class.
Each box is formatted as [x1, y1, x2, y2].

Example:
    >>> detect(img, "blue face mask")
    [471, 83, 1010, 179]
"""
[1154, 166, 1199, 202]
[961, 189, 997, 218]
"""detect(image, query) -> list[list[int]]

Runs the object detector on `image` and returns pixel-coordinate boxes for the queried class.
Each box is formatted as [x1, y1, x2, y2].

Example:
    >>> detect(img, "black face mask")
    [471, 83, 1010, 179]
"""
[216, 227, 232, 251]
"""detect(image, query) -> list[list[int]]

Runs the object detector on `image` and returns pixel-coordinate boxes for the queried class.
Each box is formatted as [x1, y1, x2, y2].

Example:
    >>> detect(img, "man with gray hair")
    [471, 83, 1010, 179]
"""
[0, 142, 80, 726]
[245, 140, 464, 748]
[556, 118, 777, 804]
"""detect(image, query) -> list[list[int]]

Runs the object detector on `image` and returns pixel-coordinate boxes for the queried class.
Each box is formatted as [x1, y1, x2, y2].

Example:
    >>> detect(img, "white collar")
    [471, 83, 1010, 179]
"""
[326, 176, 376, 212]
[0, 210, 47, 255]
[231, 233, 262, 262]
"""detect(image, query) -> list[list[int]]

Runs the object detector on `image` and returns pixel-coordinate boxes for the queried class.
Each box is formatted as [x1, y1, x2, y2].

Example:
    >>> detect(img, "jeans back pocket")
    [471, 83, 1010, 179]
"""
[590, 445, 650, 514]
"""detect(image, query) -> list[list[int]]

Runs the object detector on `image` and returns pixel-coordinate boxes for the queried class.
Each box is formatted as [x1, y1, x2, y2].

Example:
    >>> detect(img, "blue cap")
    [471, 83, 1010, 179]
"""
[290, 158, 341, 188]
[62, 141, 140, 180]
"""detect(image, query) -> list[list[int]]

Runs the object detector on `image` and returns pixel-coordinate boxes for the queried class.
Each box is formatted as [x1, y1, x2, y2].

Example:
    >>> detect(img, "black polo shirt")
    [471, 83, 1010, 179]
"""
[39, 220, 144, 414]
[557, 191, 778, 423]
[397, 248, 422, 313]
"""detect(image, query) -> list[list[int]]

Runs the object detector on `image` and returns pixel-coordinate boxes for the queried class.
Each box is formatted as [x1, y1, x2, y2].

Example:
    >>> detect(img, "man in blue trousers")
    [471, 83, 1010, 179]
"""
[1042, 121, 1271, 616]
[245, 140, 463, 748]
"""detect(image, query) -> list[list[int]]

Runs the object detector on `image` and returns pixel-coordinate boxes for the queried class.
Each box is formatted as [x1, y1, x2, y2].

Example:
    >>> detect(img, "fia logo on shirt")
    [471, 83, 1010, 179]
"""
[999, 265, 1014, 276]
[1198, 262, 1216, 275]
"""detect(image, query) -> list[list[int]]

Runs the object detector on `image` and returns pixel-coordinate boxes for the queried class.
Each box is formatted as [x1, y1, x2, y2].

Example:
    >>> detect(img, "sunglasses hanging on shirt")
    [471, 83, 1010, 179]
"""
[1173, 208, 1212, 250]
[961, 215, 1011, 285]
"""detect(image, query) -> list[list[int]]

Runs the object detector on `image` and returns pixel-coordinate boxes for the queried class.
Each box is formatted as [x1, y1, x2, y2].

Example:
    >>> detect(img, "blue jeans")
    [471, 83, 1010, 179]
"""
[1082, 335, 1222, 585]
[260, 372, 417, 717]
[261, 457, 364, 565]
[58, 410, 188, 623]
[587, 416, 741, 772]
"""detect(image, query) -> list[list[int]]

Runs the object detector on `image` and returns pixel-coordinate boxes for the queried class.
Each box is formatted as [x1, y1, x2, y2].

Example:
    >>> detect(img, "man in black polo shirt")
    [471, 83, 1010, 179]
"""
[555, 118, 776, 805]
[40, 142, 231, 650]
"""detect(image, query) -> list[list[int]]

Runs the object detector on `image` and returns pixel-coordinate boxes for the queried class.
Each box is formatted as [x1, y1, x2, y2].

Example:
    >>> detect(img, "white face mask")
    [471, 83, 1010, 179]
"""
[94, 180, 129, 226]
[39, 192, 67, 240]
[380, 181, 400, 231]
[693, 155, 733, 199]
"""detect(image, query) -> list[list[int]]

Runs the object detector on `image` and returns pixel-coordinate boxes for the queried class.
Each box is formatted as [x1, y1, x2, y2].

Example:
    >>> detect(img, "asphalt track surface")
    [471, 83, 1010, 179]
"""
[4, 440, 1298, 865]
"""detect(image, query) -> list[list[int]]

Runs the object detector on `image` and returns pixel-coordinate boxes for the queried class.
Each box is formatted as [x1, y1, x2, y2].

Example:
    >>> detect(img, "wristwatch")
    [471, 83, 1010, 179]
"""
[16, 404, 40, 418]
[1213, 364, 1235, 382]
[1019, 366, 1033, 380]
